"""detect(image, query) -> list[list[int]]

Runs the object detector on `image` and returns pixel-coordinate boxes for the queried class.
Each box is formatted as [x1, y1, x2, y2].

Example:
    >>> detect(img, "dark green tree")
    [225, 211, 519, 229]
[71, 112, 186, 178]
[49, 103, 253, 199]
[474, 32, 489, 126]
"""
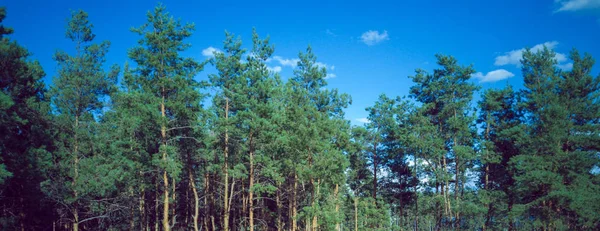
[0, 7, 54, 230]
[127, 4, 202, 230]
[409, 54, 479, 229]
[477, 86, 524, 230]
[512, 47, 600, 230]
[45, 9, 118, 231]
[208, 30, 246, 231]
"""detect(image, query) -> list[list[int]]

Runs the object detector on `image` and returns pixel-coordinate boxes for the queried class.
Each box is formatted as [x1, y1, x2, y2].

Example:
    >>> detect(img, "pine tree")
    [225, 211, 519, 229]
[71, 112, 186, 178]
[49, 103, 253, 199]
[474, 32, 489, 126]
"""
[208, 30, 247, 231]
[409, 54, 479, 229]
[237, 29, 280, 231]
[128, 4, 201, 230]
[46, 9, 118, 231]
[478, 86, 523, 230]
[513, 47, 600, 230]
[0, 7, 54, 230]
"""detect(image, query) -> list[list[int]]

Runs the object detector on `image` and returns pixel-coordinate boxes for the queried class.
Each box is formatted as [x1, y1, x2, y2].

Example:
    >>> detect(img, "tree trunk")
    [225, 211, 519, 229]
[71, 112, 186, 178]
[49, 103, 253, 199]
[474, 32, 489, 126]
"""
[172, 176, 176, 228]
[223, 98, 230, 231]
[292, 173, 298, 231]
[312, 179, 320, 231]
[190, 171, 200, 231]
[161, 93, 170, 231]
[73, 115, 79, 231]
[372, 143, 378, 203]
[454, 108, 460, 228]
[249, 132, 255, 231]
[203, 172, 210, 231]
[334, 184, 340, 231]
[354, 197, 358, 231]
[455, 139, 460, 228]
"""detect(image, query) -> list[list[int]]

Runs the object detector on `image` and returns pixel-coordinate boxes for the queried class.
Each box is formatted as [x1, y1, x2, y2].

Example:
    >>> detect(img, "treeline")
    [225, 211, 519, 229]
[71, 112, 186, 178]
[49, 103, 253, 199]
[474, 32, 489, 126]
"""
[0, 4, 599, 231]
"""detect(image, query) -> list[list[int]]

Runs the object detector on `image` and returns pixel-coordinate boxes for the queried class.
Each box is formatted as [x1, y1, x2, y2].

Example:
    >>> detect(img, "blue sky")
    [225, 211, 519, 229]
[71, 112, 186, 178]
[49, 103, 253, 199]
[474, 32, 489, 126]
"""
[3, 0, 600, 125]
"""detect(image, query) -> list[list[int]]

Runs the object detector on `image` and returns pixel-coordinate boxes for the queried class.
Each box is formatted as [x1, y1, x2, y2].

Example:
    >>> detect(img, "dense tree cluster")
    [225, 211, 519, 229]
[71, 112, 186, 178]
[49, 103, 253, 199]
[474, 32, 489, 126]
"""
[1, 5, 599, 231]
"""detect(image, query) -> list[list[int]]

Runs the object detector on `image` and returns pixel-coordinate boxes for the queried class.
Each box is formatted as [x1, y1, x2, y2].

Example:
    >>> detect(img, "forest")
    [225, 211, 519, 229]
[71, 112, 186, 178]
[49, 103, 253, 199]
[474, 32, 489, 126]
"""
[1, 4, 599, 231]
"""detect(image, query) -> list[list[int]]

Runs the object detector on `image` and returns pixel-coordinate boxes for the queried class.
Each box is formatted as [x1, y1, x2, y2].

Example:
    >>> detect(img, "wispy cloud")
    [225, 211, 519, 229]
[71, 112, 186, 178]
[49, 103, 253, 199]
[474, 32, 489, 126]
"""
[494, 41, 572, 69]
[472, 69, 515, 83]
[557, 62, 574, 70]
[555, 0, 600, 12]
[268, 55, 338, 77]
[360, 30, 389, 46]
[271, 56, 300, 68]
[325, 73, 337, 79]
[202, 46, 221, 57]
[316, 62, 334, 70]
[355, 118, 371, 123]
[267, 66, 282, 73]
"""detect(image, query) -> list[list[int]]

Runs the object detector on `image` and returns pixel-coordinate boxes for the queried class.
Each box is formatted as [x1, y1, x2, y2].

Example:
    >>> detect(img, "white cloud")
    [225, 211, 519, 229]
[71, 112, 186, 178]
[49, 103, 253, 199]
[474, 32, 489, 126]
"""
[272, 56, 300, 68]
[325, 73, 337, 79]
[360, 30, 389, 46]
[267, 66, 282, 73]
[555, 0, 600, 12]
[495, 41, 559, 66]
[316, 62, 332, 70]
[355, 118, 371, 123]
[494, 41, 571, 69]
[202, 46, 221, 57]
[472, 69, 515, 83]
[557, 62, 574, 70]
[269, 55, 338, 77]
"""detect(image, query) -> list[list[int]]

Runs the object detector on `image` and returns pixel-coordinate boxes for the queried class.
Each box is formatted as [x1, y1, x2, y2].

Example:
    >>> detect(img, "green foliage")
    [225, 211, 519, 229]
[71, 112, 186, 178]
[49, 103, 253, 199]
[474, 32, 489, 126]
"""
[1, 5, 599, 231]
[0, 6, 55, 229]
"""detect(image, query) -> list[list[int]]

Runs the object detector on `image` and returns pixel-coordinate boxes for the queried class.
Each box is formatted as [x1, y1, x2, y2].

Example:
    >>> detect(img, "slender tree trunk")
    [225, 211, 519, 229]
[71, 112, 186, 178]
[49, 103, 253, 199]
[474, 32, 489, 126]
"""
[203, 172, 210, 231]
[334, 184, 340, 231]
[311, 179, 320, 231]
[354, 197, 358, 231]
[242, 190, 247, 219]
[73, 115, 79, 231]
[190, 171, 200, 231]
[249, 132, 255, 231]
[172, 176, 176, 228]
[443, 154, 452, 222]
[223, 98, 230, 231]
[454, 138, 460, 228]
[210, 172, 216, 231]
[161, 92, 170, 231]
[453, 109, 460, 228]
[372, 143, 378, 203]
[483, 116, 491, 231]
[292, 173, 298, 231]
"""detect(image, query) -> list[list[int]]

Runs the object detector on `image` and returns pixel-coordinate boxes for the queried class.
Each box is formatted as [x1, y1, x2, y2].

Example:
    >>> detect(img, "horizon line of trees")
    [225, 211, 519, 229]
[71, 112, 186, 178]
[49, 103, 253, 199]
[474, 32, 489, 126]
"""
[1, 4, 599, 231]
